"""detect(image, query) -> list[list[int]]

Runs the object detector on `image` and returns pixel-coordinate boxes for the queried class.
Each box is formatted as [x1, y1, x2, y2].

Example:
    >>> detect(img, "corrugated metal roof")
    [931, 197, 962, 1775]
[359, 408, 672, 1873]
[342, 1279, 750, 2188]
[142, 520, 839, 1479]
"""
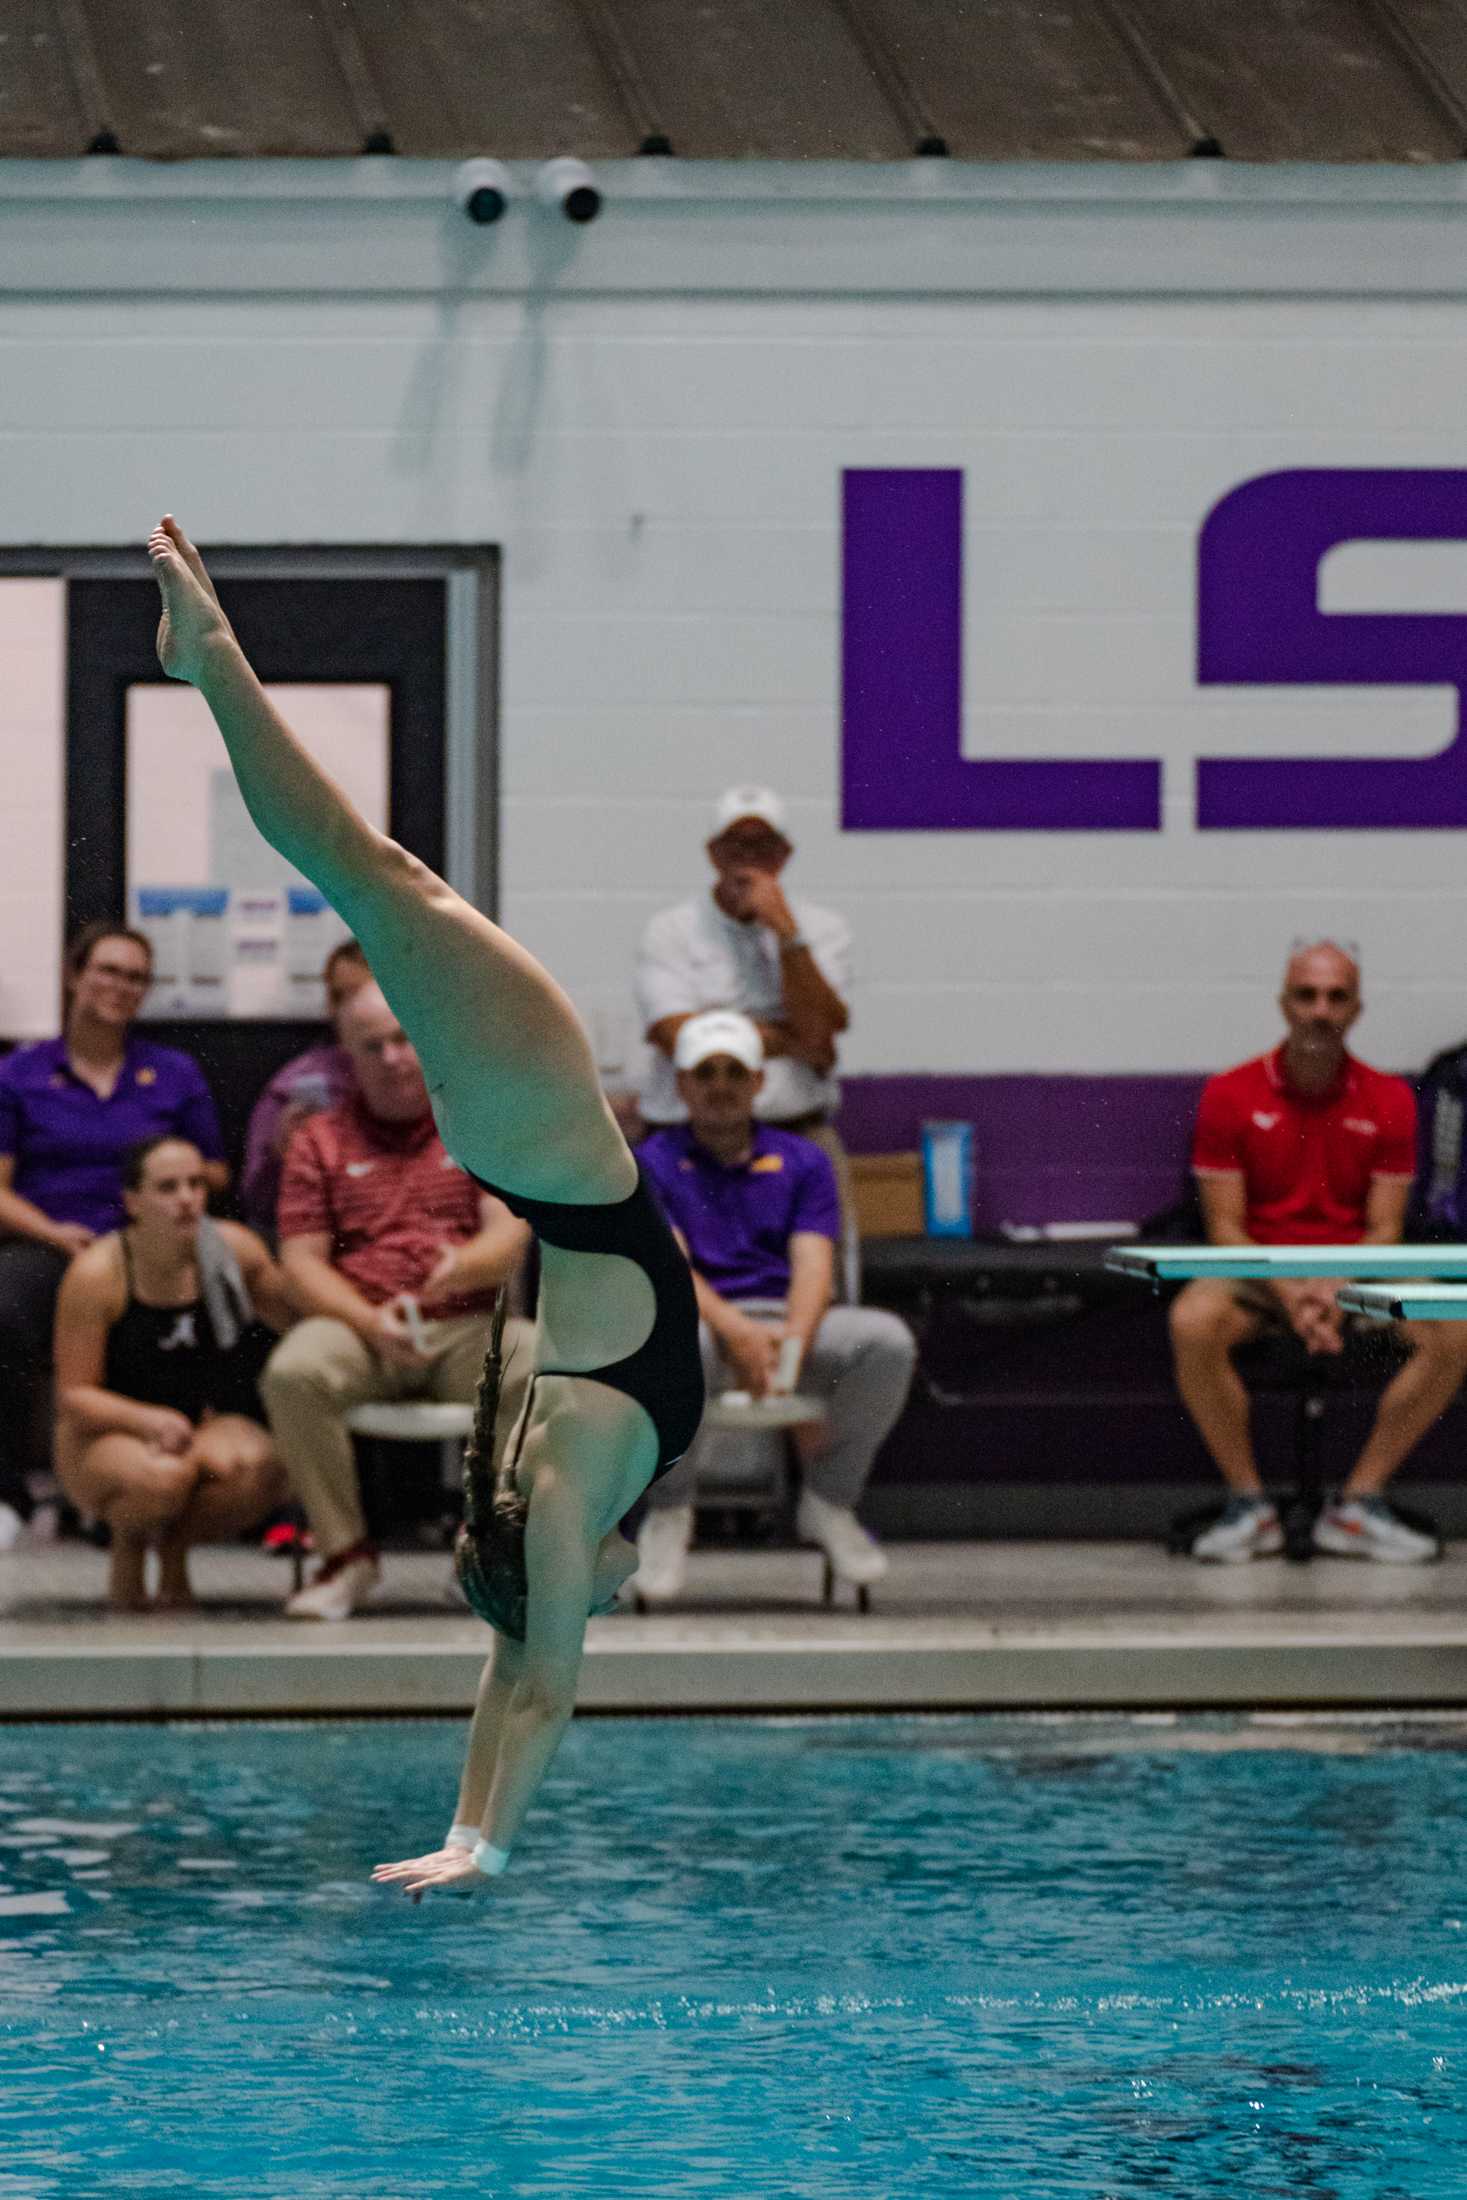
[3, 0, 1466, 163]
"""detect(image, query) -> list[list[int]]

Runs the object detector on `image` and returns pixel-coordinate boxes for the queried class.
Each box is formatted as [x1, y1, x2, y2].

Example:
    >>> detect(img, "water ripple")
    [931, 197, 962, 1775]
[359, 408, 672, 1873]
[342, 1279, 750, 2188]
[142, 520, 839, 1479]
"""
[4, 1714, 1467, 2197]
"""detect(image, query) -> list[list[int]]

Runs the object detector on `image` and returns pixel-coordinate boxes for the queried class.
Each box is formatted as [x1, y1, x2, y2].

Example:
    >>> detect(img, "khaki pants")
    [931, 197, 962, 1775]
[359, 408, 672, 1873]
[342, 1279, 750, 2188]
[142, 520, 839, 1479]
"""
[261, 1311, 532, 1560]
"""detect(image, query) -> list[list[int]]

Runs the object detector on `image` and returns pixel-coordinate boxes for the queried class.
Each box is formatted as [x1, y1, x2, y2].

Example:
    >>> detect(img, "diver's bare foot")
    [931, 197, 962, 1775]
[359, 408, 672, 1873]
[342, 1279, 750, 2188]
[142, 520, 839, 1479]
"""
[161, 515, 223, 607]
[147, 515, 234, 685]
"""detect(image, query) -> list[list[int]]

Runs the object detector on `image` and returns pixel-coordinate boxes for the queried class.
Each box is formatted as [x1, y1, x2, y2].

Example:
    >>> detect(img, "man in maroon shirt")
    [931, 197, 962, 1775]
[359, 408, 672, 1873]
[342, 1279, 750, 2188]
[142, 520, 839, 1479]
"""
[261, 983, 530, 1618]
[1172, 942, 1467, 1563]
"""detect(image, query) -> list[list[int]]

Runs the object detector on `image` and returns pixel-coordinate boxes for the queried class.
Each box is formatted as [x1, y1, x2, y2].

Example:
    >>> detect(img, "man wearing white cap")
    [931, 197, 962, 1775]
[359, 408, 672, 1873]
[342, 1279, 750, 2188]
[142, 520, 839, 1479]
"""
[636, 788, 853, 1225]
[634, 1009, 915, 1602]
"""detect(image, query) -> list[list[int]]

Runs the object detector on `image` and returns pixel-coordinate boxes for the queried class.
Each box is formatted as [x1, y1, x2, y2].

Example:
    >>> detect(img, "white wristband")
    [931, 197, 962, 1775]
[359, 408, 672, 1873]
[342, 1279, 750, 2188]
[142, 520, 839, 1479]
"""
[445, 1823, 478, 1851]
[471, 1838, 510, 1879]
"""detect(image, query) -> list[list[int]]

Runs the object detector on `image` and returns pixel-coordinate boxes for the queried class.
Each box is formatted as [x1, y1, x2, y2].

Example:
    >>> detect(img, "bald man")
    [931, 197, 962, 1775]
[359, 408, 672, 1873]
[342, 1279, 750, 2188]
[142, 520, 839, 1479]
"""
[262, 984, 531, 1618]
[1170, 942, 1467, 1563]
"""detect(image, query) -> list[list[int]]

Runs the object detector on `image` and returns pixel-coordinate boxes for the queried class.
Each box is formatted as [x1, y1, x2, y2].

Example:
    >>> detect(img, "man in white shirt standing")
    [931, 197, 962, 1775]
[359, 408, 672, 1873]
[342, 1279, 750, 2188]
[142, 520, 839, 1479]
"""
[636, 786, 855, 1260]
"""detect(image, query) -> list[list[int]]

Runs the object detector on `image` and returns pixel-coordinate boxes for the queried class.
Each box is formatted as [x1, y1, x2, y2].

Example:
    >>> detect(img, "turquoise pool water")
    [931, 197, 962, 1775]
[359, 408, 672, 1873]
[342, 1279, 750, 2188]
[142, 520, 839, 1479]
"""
[2, 1713, 1466, 2198]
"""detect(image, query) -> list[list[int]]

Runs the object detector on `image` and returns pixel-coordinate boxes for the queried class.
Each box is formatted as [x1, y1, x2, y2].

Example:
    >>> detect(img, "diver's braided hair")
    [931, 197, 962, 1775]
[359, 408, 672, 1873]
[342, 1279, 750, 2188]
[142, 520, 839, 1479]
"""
[460, 1286, 510, 1536]
[454, 1269, 531, 1639]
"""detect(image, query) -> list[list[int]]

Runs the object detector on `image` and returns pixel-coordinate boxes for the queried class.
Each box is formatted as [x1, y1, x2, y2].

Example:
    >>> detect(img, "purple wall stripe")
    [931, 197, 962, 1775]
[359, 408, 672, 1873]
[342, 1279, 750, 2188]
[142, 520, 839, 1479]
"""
[836, 1073, 1208, 1230]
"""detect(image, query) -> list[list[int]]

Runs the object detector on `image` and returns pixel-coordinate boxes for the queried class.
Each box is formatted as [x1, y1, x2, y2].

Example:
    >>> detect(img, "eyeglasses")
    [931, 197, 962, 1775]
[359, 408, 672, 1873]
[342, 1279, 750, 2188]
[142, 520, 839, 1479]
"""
[88, 962, 151, 988]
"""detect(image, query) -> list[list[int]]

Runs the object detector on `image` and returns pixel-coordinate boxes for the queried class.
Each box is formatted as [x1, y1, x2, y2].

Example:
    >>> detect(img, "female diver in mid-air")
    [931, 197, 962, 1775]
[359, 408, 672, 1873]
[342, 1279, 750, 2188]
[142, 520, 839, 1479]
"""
[148, 517, 703, 1896]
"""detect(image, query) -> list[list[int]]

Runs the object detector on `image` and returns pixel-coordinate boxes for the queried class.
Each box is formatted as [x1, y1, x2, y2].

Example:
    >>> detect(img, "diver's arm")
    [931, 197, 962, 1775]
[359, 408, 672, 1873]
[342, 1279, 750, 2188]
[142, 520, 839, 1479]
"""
[371, 1458, 599, 1899]
[371, 1634, 527, 1899]
[473, 1461, 596, 1855]
[452, 1634, 525, 1826]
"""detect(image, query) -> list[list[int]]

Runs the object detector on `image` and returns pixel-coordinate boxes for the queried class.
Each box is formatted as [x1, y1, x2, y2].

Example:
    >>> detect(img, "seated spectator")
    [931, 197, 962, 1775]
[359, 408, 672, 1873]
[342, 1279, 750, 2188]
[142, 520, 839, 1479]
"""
[1172, 941, 1467, 1563]
[0, 922, 228, 1549]
[633, 1009, 915, 1603]
[238, 938, 371, 1235]
[52, 1136, 290, 1611]
[636, 785, 858, 1281]
[1412, 1027, 1467, 1239]
[261, 981, 531, 1621]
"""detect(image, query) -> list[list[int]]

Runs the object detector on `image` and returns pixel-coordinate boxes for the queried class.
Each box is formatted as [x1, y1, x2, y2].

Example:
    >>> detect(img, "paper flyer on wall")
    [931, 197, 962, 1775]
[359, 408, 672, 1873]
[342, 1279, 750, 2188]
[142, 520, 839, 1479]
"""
[131, 885, 347, 1021]
[132, 887, 229, 1018]
[125, 680, 382, 1023]
[229, 888, 286, 1018]
[285, 887, 343, 1014]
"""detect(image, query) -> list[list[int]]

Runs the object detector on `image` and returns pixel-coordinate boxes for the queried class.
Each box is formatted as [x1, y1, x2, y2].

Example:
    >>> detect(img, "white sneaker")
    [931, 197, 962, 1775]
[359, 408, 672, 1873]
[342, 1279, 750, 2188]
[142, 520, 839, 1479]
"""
[634, 1506, 692, 1603]
[1191, 1497, 1284, 1563]
[796, 1490, 888, 1587]
[284, 1550, 380, 1621]
[1312, 1495, 1440, 1564]
[0, 1503, 23, 1553]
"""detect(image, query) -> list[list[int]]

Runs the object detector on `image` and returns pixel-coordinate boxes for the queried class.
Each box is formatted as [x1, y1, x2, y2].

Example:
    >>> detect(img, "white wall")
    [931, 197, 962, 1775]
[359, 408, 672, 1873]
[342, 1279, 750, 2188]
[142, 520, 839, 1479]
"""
[0, 581, 64, 1037]
[4, 166, 1467, 1073]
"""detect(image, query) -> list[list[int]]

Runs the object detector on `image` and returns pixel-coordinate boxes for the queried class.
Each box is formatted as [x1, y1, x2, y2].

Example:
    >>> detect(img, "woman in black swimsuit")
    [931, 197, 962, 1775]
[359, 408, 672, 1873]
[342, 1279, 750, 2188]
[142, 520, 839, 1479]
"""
[148, 518, 702, 1895]
[53, 1134, 292, 1610]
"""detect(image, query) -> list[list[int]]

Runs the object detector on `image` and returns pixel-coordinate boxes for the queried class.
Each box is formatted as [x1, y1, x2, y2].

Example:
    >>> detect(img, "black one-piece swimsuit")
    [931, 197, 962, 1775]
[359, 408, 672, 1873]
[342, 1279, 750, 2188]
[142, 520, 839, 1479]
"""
[472, 1157, 704, 1492]
[105, 1235, 272, 1424]
[452, 1159, 703, 1641]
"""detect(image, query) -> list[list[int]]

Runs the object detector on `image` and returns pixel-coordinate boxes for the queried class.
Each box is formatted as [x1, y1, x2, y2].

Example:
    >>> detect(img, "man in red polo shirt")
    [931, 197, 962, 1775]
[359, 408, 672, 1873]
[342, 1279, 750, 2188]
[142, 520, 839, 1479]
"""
[1171, 941, 1467, 1563]
[261, 982, 530, 1618]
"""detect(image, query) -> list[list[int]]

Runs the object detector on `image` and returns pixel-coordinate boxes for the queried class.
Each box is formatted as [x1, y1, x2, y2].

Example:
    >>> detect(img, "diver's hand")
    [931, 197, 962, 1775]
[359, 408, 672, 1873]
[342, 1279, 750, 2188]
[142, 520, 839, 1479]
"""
[371, 1846, 493, 1902]
[148, 516, 235, 686]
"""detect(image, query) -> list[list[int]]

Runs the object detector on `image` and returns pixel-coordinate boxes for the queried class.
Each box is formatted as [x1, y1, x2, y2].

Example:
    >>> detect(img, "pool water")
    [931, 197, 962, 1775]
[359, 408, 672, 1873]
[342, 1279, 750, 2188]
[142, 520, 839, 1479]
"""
[3, 1713, 1467, 2198]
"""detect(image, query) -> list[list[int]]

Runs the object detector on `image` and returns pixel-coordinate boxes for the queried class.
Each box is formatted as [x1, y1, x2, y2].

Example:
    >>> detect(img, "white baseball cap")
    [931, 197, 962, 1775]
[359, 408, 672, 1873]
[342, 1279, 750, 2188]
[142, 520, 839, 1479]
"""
[711, 784, 788, 840]
[673, 1009, 765, 1074]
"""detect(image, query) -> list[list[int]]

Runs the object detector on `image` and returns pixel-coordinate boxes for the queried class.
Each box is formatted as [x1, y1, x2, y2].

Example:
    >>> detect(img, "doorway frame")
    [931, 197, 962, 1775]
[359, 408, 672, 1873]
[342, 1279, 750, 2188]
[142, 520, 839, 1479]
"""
[0, 545, 499, 916]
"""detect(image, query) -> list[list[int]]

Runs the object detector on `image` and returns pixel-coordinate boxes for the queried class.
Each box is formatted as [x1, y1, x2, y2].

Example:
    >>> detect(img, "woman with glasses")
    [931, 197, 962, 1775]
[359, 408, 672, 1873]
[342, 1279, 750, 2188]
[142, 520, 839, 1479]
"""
[0, 924, 229, 1546]
[148, 516, 702, 1897]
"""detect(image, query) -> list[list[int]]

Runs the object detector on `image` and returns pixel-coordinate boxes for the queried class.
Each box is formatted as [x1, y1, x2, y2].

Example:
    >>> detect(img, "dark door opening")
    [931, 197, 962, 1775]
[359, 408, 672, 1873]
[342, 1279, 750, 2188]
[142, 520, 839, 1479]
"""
[65, 575, 448, 1191]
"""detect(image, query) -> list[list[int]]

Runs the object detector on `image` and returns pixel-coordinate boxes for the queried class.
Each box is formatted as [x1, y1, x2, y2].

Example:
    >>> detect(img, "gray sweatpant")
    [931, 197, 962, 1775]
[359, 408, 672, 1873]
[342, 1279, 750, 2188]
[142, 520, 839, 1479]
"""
[647, 1302, 917, 1512]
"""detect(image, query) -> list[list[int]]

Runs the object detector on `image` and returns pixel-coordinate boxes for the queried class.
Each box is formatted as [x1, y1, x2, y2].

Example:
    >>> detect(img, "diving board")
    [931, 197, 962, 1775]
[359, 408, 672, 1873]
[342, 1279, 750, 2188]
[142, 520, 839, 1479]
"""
[1106, 1244, 1467, 1284]
[1337, 1282, 1467, 1324]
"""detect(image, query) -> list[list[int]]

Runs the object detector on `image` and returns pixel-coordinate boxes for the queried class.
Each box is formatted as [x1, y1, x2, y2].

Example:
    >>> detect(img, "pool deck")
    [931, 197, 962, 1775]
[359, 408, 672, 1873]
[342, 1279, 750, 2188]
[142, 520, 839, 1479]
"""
[6, 1535, 1467, 1716]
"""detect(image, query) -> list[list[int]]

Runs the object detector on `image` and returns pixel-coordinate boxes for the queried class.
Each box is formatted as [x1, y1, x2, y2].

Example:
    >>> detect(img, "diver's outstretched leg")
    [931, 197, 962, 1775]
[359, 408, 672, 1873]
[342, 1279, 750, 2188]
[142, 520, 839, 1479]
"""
[148, 517, 629, 1205]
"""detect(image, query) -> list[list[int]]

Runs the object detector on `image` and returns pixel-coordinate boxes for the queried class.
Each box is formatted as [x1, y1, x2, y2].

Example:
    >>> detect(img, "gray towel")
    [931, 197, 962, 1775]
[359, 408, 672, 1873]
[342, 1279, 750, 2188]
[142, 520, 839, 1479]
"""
[196, 1216, 253, 1352]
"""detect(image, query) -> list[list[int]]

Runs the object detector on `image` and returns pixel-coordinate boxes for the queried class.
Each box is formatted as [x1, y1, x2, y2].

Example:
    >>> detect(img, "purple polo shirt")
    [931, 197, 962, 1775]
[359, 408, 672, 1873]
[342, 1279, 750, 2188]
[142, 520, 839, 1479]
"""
[639, 1123, 839, 1301]
[0, 1036, 225, 1234]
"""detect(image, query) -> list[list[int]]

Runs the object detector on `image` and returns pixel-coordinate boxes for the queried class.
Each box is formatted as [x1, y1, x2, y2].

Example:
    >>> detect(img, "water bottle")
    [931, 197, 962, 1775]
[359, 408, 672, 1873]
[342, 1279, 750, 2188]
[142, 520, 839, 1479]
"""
[921, 1121, 974, 1238]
